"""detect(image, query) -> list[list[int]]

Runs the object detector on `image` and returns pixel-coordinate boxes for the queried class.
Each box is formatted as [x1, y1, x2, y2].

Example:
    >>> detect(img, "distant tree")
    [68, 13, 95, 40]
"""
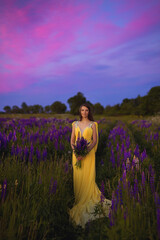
[28, 105, 33, 113]
[104, 105, 112, 115]
[67, 92, 86, 115]
[146, 86, 160, 115]
[50, 101, 66, 114]
[12, 105, 21, 113]
[104, 104, 120, 116]
[93, 103, 104, 115]
[122, 98, 130, 104]
[29, 104, 44, 114]
[21, 102, 29, 114]
[44, 105, 51, 113]
[134, 94, 141, 107]
[3, 105, 11, 113]
[111, 104, 121, 115]
[120, 101, 133, 115]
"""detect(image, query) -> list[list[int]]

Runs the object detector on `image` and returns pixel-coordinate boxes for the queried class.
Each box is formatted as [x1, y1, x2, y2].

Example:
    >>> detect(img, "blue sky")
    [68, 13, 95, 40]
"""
[0, 0, 160, 111]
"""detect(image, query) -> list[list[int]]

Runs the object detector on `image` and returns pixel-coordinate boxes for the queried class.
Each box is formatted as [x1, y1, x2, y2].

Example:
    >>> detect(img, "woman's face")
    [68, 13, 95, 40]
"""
[80, 106, 89, 119]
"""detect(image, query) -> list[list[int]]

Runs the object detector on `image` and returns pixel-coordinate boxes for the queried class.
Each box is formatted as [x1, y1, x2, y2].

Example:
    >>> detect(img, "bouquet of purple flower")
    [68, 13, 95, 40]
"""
[72, 136, 90, 169]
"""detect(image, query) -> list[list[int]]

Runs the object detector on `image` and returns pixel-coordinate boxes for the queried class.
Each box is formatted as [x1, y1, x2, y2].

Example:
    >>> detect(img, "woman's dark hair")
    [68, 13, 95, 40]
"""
[79, 103, 94, 121]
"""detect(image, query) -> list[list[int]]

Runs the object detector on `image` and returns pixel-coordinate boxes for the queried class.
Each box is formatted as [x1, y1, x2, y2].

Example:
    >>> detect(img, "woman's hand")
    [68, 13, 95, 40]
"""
[77, 155, 83, 161]
[87, 146, 91, 153]
[71, 144, 75, 151]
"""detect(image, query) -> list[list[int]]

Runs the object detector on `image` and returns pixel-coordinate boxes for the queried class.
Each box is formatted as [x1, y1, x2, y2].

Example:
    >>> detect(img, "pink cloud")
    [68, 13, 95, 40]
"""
[87, 2, 160, 53]
[0, 0, 160, 94]
[0, 0, 92, 92]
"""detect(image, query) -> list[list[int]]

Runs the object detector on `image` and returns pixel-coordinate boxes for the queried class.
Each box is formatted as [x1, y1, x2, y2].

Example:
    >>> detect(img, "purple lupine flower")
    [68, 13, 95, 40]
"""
[119, 180, 123, 205]
[142, 171, 145, 188]
[54, 139, 58, 150]
[13, 130, 17, 141]
[134, 144, 140, 158]
[60, 142, 64, 151]
[44, 134, 48, 144]
[122, 170, 127, 189]
[110, 153, 115, 168]
[100, 180, 105, 203]
[73, 136, 90, 169]
[49, 178, 57, 194]
[154, 192, 160, 207]
[154, 132, 159, 141]
[30, 144, 34, 154]
[140, 149, 147, 162]
[100, 159, 104, 166]
[50, 134, 53, 141]
[16, 145, 20, 156]
[107, 141, 111, 148]
[109, 209, 114, 226]
[3, 134, 7, 148]
[111, 190, 118, 213]
[36, 148, 41, 162]
[39, 135, 43, 144]
[24, 145, 29, 161]
[149, 165, 155, 193]
[117, 152, 120, 167]
[128, 149, 131, 158]
[133, 178, 138, 200]
[125, 150, 131, 159]
[126, 136, 130, 149]
[122, 162, 126, 172]
[42, 148, 47, 161]
[145, 134, 148, 140]
[115, 186, 119, 208]
[121, 143, 124, 153]
[8, 131, 13, 141]
[124, 149, 128, 161]
[116, 143, 119, 151]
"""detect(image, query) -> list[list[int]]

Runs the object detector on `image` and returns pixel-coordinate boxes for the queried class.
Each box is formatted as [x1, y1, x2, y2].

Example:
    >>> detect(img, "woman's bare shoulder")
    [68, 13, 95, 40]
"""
[91, 121, 96, 128]
[72, 121, 78, 127]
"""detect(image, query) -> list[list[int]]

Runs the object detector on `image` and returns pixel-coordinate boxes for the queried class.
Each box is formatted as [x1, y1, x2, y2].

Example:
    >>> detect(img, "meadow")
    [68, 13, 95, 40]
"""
[0, 114, 160, 240]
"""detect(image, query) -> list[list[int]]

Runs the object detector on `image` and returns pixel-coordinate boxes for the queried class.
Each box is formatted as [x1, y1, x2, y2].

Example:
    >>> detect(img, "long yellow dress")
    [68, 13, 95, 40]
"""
[69, 121, 112, 228]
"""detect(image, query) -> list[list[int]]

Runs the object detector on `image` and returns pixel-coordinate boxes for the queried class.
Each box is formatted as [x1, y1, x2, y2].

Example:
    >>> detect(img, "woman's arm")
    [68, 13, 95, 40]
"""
[70, 122, 75, 150]
[87, 122, 97, 153]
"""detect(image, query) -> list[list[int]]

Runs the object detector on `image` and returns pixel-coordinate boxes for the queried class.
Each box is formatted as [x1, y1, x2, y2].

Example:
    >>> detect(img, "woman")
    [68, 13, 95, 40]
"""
[68, 103, 111, 228]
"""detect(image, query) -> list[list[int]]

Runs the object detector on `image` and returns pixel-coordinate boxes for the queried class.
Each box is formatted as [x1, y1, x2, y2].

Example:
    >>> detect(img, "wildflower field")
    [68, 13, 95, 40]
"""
[0, 115, 160, 240]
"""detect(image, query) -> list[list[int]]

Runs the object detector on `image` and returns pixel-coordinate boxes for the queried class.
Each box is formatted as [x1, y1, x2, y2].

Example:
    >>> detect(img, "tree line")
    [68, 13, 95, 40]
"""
[2, 86, 160, 116]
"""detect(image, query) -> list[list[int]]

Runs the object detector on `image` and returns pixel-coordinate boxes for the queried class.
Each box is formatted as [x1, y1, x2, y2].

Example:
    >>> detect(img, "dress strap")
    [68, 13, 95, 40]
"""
[75, 121, 78, 128]
[89, 122, 93, 127]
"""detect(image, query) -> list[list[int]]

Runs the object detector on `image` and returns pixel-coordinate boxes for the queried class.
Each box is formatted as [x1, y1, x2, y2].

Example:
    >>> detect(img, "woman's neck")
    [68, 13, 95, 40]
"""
[80, 118, 90, 123]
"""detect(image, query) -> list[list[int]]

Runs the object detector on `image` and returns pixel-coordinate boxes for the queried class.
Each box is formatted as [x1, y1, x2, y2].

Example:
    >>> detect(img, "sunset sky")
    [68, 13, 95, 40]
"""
[0, 0, 160, 111]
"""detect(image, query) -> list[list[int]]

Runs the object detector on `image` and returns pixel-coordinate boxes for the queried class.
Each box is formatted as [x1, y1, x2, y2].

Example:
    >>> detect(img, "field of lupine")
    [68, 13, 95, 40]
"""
[0, 116, 160, 240]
